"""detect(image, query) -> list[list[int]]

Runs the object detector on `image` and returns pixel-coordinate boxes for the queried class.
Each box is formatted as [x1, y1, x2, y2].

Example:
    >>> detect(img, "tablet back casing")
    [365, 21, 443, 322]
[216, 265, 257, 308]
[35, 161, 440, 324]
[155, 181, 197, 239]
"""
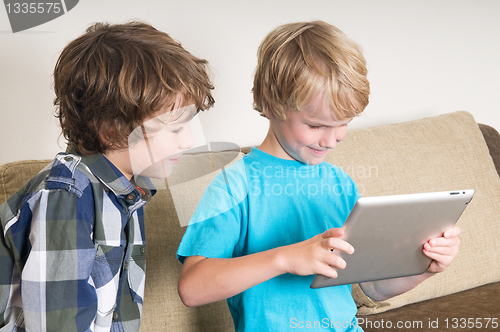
[310, 190, 474, 289]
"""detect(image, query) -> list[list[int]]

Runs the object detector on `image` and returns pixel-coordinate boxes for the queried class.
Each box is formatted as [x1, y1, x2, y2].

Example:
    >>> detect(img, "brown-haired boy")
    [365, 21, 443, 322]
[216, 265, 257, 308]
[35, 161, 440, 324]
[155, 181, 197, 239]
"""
[177, 21, 460, 331]
[0, 22, 214, 331]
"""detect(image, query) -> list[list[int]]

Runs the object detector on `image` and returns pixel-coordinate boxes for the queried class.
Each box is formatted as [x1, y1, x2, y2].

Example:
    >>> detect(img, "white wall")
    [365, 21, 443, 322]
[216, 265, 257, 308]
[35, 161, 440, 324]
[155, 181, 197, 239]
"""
[1, 0, 499, 164]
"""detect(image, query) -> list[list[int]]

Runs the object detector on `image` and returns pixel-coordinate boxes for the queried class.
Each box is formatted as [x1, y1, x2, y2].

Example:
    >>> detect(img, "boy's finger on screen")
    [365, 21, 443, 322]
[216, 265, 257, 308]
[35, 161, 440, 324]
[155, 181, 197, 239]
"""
[324, 237, 354, 255]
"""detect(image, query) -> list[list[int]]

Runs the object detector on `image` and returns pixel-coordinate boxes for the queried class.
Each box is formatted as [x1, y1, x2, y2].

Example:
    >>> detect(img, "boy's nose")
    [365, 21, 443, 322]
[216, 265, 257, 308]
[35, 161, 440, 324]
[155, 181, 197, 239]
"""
[319, 128, 339, 149]
[320, 126, 348, 149]
[179, 124, 195, 150]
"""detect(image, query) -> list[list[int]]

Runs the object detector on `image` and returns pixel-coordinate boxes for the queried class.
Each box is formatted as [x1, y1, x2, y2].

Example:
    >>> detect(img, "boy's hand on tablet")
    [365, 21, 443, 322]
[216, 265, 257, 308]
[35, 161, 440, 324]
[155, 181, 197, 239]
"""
[423, 226, 461, 274]
[360, 226, 461, 302]
[279, 228, 354, 279]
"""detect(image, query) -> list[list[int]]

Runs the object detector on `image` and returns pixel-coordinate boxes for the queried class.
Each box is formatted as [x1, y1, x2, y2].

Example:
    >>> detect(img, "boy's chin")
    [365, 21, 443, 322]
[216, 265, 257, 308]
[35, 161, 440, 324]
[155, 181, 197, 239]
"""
[297, 152, 328, 165]
[302, 159, 324, 166]
[293, 155, 325, 166]
[135, 160, 174, 179]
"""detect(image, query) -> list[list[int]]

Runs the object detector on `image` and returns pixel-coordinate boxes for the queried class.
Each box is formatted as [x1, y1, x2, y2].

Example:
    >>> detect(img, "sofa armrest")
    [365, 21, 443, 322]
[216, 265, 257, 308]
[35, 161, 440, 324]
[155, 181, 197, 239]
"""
[478, 123, 500, 177]
[357, 281, 500, 331]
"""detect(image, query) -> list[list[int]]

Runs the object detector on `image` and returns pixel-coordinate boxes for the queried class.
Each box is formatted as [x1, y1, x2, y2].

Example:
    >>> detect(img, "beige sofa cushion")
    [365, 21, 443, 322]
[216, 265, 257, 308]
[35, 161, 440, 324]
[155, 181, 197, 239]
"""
[324, 111, 500, 314]
[0, 160, 51, 203]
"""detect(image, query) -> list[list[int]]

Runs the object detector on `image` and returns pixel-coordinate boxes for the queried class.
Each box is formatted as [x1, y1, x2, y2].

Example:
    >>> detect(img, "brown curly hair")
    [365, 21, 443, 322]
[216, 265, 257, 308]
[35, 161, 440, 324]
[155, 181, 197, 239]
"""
[54, 21, 214, 155]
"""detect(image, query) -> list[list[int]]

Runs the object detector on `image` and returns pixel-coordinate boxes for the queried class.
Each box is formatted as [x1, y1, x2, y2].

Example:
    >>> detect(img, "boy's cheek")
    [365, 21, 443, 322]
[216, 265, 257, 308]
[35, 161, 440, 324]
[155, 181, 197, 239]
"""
[128, 140, 179, 178]
[129, 140, 153, 175]
[339, 129, 348, 141]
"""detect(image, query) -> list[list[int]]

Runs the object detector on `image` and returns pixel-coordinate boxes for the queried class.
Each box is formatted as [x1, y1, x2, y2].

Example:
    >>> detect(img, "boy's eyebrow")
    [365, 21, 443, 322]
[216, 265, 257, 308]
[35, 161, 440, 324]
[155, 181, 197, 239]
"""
[306, 118, 352, 127]
[148, 104, 197, 126]
[170, 104, 197, 124]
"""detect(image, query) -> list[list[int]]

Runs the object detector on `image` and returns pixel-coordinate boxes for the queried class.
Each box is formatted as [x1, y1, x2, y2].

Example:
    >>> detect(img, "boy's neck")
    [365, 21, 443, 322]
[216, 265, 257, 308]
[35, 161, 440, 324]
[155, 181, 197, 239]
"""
[259, 127, 294, 161]
[103, 149, 134, 180]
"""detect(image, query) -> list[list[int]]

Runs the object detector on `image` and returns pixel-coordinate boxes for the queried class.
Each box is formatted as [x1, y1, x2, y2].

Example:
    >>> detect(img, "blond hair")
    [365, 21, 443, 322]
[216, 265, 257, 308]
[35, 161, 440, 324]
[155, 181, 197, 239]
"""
[252, 21, 369, 120]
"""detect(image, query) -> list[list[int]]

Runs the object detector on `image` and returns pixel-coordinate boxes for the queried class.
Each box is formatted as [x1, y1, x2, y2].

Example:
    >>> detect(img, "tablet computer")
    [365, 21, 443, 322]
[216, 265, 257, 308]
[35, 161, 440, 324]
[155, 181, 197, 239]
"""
[310, 190, 474, 289]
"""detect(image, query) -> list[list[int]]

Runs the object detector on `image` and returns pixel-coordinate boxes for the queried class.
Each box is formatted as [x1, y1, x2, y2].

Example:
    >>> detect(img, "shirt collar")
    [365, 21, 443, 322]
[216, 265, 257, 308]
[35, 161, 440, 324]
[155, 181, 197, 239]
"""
[66, 147, 156, 201]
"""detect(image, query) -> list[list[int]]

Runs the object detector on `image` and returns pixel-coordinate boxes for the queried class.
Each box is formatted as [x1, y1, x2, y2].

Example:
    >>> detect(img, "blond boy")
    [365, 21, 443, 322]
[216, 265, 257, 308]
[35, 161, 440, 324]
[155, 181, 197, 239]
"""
[177, 21, 460, 332]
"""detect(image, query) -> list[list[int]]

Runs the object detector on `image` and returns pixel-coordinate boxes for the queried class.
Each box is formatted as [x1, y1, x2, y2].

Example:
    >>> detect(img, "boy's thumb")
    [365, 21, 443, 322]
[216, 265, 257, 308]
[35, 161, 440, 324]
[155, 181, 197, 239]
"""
[323, 228, 344, 238]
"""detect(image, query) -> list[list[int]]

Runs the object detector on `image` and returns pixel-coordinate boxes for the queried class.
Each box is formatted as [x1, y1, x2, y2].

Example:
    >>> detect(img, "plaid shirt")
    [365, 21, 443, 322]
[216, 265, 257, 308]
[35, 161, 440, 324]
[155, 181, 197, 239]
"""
[0, 151, 155, 332]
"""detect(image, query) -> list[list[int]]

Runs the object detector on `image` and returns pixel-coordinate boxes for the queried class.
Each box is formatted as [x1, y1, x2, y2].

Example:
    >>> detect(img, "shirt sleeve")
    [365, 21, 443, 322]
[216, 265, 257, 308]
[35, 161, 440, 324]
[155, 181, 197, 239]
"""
[177, 162, 249, 263]
[20, 188, 97, 332]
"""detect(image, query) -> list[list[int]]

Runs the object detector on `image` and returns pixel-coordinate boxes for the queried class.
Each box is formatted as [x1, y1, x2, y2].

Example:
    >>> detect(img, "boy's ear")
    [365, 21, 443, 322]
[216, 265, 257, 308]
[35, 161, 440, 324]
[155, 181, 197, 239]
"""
[98, 124, 117, 150]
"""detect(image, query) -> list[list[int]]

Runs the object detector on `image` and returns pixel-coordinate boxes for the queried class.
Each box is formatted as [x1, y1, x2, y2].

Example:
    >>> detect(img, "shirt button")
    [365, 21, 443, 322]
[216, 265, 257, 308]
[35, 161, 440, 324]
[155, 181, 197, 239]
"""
[140, 246, 146, 254]
[113, 311, 119, 320]
[124, 262, 128, 270]
[64, 156, 73, 162]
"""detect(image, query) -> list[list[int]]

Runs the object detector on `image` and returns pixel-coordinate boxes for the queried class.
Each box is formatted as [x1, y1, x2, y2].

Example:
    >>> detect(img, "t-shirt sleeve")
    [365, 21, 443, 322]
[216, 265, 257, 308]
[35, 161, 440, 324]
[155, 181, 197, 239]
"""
[177, 162, 249, 263]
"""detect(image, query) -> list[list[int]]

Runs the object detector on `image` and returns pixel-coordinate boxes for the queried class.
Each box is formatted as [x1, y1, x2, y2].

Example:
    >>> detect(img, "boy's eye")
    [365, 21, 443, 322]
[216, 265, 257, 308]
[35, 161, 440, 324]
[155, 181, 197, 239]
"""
[308, 125, 321, 129]
[172, 127, 183, 134]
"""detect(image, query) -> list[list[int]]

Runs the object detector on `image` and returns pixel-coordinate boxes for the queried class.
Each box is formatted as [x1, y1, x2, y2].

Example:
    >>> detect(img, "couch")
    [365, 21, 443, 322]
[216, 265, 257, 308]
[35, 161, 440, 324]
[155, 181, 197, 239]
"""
[1, 111, 499, 331]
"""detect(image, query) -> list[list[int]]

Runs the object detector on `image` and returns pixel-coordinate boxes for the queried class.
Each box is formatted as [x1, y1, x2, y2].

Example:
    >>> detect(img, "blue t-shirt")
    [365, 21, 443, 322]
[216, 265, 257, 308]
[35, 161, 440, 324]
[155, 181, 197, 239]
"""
[177, 148, 362, 332]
